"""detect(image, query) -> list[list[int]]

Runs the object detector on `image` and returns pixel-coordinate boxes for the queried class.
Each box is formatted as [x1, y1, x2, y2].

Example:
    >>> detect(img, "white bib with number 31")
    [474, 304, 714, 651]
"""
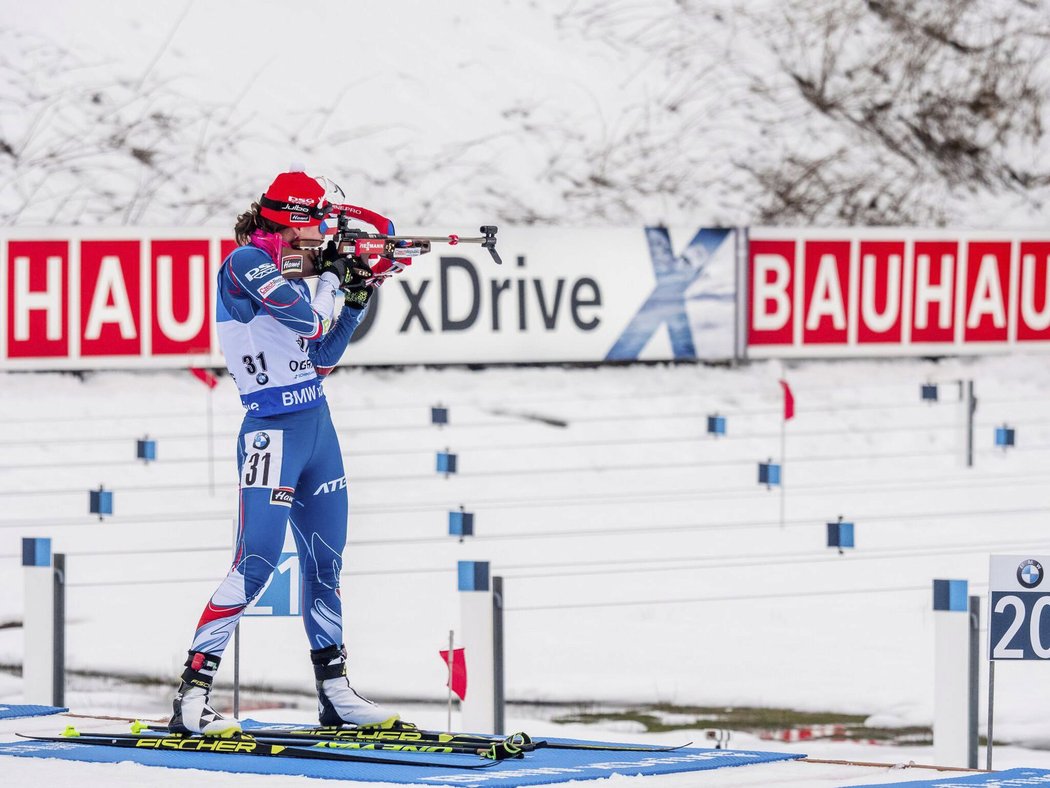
[241, 429, 285, 489]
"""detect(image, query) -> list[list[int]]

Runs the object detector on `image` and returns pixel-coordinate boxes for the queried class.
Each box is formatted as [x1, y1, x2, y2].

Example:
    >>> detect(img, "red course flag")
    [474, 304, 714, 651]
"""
[779, 379, 795, 421]
[190, 367, 219, 389]
[439, 647, 467, 701]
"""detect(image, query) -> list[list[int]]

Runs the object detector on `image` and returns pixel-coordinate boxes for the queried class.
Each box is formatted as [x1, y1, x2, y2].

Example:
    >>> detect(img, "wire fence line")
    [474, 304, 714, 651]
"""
[55, 580, 966, 609]
[62, 537, 1032, 595]
[8, 440, 1050, 477]
[2, 464, 1047, 505]
[18, 369, 1041, 420]
[498, 539, 1050, 580]
[504, 583, 949, 612]
[6, 387, 1045, 435]
[38, 532, 1049, 573]
[66, 576, 981, 607]
[336, 505, 1050, 545]
[8, 416, 1036, 454]
[3, 503, 1047, 563]
[2, 465, 1048, 530]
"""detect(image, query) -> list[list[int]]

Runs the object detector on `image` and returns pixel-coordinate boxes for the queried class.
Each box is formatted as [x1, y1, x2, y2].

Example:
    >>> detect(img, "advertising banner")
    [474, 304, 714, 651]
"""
[747, 227, 1050, 357]
[0, 226, 739, 370]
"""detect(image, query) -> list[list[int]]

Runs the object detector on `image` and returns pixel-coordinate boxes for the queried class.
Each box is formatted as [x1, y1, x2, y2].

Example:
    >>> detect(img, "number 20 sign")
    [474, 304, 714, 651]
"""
[989, 555, 1050, 660]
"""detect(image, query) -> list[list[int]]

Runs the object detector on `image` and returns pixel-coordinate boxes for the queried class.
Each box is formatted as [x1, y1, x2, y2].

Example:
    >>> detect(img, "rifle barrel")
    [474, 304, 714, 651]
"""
[384, 235, 488, 244]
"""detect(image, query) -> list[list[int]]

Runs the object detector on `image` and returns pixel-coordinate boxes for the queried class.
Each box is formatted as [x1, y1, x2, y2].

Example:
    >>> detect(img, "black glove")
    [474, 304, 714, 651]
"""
[343, 257, 375, 310]
[316, 244, 351, 283]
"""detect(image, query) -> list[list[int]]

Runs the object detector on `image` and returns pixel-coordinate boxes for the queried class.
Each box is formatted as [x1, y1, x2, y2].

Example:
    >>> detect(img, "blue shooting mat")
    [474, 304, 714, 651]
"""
[0, 720, 804, 785]
[853, 767, 1050, 787]
[0, 705, 68, 720]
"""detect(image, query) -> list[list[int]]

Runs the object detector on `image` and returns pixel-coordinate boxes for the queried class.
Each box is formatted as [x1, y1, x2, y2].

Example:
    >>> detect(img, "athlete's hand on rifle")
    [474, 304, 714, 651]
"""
[342, 257, 374, 310]
[316, 243, 352, 283]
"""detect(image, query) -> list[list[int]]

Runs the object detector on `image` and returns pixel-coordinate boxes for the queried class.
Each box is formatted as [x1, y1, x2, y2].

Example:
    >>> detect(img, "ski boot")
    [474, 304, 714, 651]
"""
[169, 651, 242, 737]
[312, 645, 400, 728]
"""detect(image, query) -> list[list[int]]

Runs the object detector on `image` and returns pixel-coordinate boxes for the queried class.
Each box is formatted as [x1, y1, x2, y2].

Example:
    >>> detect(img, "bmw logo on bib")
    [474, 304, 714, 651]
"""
[253, 432, 271, 450]
[1017, 559, 1044, 589]
[256, 372, 269, 385]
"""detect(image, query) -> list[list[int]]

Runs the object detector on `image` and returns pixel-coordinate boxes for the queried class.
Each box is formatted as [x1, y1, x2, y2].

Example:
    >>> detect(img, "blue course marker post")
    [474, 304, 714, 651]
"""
[706, 414, 726, 437]
[437, 450, 458, 478]
[758, 459, 781, 489]
[826, 516, 855, 555]
[88, 486, 113, 520]
[921, 383, 939, 402]
[994, 425, 1015, 450]
[449, 507, 474, 542]
[432, 406, 449, 427]
[136, 436, 157, 463]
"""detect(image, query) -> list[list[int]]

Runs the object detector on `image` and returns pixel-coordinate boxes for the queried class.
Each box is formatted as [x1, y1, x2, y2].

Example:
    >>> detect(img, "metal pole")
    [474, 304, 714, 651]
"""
[447, 630, 454, 732]
[233, 623, 240, 718]
[966, 380, 976, 468]
[53, 553, 65, 707]
[230, 512, 239, 717]
[733, 227, 749, 365]
[986, 659, 995, 771]
[968, 595, 980, 769]
[492, 576, 505, 735]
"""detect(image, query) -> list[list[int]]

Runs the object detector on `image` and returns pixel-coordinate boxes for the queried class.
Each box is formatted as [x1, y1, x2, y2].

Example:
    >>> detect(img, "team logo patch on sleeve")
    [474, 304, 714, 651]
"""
[269, 487, 295, 507]
[280, 254, 305, 275]
[258, 276, 289, 299]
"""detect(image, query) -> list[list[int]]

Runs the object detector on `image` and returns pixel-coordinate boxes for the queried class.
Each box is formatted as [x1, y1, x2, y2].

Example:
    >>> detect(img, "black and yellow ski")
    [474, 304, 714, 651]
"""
[18, 730, 501, 769]
[140, 721, 691, 757]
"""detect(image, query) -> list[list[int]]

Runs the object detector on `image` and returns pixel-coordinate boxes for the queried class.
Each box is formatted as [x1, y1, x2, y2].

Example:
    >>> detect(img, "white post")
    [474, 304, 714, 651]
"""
[779, 418, 786, 527]
[446, 630, 454, 733]
[458, 561, 494, 734]
[933, 578, 970, 767]
[207, 386, 215, 495]
[23, 537, 55, 705]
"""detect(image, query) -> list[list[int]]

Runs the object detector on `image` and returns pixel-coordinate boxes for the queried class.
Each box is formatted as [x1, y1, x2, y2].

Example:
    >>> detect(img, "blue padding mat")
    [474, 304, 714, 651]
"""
[854, 768, 1050, 787]
[0, 726, 803, 785]
[0, 705, 68, 720]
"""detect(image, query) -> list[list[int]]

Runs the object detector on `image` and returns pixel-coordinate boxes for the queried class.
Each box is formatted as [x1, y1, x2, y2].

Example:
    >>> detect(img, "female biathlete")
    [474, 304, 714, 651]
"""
[170, 171, 398, 736]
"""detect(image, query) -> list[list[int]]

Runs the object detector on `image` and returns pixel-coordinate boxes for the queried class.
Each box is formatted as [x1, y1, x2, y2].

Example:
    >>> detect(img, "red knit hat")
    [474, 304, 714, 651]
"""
[259, 172, 327, 227]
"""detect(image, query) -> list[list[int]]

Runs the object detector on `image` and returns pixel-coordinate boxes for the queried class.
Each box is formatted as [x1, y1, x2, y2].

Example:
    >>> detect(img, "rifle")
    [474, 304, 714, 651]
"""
[282, 202, 501, 282]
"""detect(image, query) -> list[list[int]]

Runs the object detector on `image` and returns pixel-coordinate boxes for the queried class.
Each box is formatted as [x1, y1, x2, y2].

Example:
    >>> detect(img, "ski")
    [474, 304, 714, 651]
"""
[141, 722, 529, 760]
[17, 732, 500, 770]
[139, 721, 691, 756]
[533, 739, 693, 754]
[244, 728, 691, 755]
[141, 720, 502, 745]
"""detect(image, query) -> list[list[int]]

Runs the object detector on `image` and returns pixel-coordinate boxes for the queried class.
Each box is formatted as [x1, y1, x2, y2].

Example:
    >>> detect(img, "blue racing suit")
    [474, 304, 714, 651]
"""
[189, 242, 365, 655]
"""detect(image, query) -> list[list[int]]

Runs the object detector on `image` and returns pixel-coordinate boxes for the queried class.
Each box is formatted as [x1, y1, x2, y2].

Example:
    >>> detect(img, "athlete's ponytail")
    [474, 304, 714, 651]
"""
[234, 202, 284, 245]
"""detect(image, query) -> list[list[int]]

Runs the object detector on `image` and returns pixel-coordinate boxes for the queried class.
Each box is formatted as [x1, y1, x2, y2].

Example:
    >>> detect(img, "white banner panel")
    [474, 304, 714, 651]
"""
[0, 226, 739, 370]
[746, 227, 1050, 358]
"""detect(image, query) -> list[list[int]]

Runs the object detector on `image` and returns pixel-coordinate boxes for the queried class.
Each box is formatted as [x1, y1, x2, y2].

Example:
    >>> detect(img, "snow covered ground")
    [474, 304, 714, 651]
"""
[1, 354, 1049, 785]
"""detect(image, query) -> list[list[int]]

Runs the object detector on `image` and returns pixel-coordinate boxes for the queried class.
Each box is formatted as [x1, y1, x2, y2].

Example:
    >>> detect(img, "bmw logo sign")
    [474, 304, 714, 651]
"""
[256, 372, 269, 385]
[1017, 559, 1044, 589]
[253, 433, 271, 450]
